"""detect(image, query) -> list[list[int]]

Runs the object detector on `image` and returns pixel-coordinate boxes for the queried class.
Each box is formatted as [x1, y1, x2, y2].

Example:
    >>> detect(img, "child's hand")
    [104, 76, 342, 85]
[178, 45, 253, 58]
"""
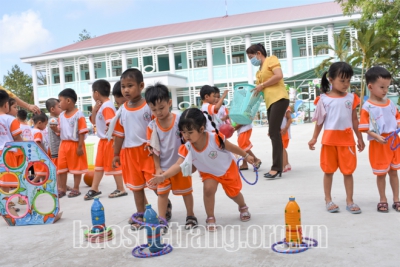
[222, 90, 229, 97]
[93, 100, 102, 113]
[77, 145, 83, 156]
[145, 145, 153, 156]
[149, 174, 166, 186]
[245, 155, 255, 165]
[281, 128, 287, 135]
[50, 125, 59, 133]
[357, 138, 366, 152]
[155, 168, 164, 175]
[112, 156, 120, 169]
[308, 138, 317, 150]
[375, 135, 387, 145]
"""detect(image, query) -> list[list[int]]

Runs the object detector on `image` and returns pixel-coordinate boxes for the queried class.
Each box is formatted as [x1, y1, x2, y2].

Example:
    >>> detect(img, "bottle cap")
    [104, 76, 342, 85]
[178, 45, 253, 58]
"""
[289, 196, 295, 201]
[145, 204, 152, 209]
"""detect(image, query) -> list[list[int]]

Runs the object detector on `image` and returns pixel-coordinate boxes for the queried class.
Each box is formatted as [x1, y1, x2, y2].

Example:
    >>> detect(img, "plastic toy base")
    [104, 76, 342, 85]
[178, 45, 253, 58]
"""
[132, 243, 173, 258]
[84, 227, 114, 243]
[271, 237, 318, 254]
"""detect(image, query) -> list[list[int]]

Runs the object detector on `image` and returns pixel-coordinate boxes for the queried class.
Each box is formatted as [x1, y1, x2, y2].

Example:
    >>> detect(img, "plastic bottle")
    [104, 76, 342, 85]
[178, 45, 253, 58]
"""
[285, 196, 302, 245]
[144, 204, 163, 253]
[91, 197, 106, 233]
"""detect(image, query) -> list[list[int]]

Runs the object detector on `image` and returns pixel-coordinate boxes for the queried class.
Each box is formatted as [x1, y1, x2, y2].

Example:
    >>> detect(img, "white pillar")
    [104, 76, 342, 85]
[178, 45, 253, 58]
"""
[31, 63, 39, 105]
[170, 87, 178, 112]
[168, 44, 176, 74]
[58, 59, 65, 89]
[327, 24, 335, 57]
[121, 50, 127, 71]
[285, 29, 294, 77]
[88, 55, 95, 82]
[245, 34, 254, 84]
[206, 39, 214, 86]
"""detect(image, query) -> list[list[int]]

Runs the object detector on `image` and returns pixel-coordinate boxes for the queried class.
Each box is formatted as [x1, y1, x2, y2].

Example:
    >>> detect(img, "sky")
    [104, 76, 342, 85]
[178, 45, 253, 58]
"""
[0, 0, 332, 82]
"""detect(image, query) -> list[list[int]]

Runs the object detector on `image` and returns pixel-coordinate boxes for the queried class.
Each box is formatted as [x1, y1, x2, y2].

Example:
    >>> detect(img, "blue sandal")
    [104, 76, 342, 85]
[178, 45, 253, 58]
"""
[346, 203, 361, 214]
[326, 201, 339, 213]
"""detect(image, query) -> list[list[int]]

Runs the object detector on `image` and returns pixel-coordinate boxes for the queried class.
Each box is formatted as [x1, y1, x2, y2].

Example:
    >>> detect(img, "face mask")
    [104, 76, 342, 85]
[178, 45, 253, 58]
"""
[250, 56, 261, 66]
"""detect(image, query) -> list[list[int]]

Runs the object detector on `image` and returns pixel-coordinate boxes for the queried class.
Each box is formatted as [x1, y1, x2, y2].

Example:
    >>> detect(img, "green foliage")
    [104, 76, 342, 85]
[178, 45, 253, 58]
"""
[3, 65, 33, 104]
[74, 29, 95, 43]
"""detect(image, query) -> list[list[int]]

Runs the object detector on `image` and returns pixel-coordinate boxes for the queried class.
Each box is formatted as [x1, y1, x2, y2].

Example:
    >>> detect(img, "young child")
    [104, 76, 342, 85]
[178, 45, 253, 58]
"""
[359, 66, 400, 212]
[0, 91, 22, 193]
[17, 110, 33, 141]
[84, 79, 126, 200]
[281, 107, 292, 172]
[200, 85, 228, 131]
[7, 98, 18, 117]
[308, 62, 365, 214]
[112, 81, 126, 108]
[111, 68, 156, 229]
[214, 87, 229, 125]
[31, 112, 49, 183]
[55, 88, 89, 198]
[150, 108, 254, 231]
[145, 82, 197, 230]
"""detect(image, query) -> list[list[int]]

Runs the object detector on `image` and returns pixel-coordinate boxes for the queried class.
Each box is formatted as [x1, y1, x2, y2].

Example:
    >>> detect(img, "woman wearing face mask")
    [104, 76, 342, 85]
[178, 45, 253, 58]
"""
[246, 43, 289, 179]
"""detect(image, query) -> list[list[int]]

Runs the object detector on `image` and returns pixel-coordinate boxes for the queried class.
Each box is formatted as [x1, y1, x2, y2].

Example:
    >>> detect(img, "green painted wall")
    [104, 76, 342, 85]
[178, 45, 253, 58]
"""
[96, 64, 107, 78]
[180, 52, 187, 69]
[158, 55, 170, 71]
[213, 48, 226, 66]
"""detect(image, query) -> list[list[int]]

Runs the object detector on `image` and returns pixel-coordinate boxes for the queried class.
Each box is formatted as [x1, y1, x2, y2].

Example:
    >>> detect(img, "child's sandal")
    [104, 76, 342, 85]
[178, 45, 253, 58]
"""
[185, 216, 198, 230]
[239, 206, 251, 222]
[129, 212, 144, 231]
[159, 216, 169, 234]
[206, 217, 216, 232]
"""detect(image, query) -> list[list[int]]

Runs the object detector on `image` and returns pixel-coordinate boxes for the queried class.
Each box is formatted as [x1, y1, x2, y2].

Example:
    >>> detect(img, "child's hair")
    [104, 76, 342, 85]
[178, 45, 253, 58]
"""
[179, 108, 225, 149]
[112, 81, 123, 97]
[365, 66, 392, 85]
[120, 68, 143, 84]
[321, 62, 354, 93]
[246, 43, 268, 57]
[8, 98, 16, 108]
[144, 82, 170, 106]
[200, 85, 215, 100]
[0, 90, 10, 107]
[58, 88, 77, 103]
[213, 86, 220, 94]
[92, 79, 111, 96]
[45, 98, 60, 112]
[32, 112, 48, 124]
[17, 110, 28, 121]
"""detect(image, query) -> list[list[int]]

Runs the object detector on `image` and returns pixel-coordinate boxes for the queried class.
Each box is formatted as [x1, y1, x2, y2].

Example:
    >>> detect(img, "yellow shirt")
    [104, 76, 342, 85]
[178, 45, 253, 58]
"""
[255, 55, 288, 109]
[0, 86, 16, 98]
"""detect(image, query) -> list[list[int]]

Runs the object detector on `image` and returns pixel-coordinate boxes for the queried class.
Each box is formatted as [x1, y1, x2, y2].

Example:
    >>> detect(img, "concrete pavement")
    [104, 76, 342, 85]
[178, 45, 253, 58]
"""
[1, 123, 399, 267]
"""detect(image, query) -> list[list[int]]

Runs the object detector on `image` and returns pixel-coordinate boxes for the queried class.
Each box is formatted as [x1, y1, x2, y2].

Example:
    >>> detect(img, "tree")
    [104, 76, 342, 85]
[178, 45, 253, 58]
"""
[314, 29, 352, 77]
[74, 29, 95, 42]
[37, 70, 47, 85]
[347, 23, 391, 111]
[3, 65, 34, 104]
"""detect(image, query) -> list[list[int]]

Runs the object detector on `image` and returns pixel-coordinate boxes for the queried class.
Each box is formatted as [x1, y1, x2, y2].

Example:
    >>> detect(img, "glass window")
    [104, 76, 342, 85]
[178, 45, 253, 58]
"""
[232, 54, 245, 64]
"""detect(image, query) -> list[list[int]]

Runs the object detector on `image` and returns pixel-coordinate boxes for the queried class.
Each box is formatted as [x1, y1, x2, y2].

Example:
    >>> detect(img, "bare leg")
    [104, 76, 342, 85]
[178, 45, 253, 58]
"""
[203, 179, 218, 219]
[377, 173, 388, 211]
[344, 174, 360, 211]
[91, 171, 104, 192]
[133, 189, 147, 213]
[183, 193, 195, 217]
[229, 192, 250, 220]
[388, 169, 400, 205]
[113, 174, 126, 192]
[283, 149, 288, 169]
[324, 173, 338, 211]
[73, 174, 81, 191]
[59, 173, 68, 192]
[158, 192, 169, 219]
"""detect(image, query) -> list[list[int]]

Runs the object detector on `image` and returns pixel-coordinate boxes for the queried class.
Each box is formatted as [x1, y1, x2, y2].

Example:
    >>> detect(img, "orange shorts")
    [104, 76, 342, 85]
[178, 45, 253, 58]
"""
[282, 131, 289, 149]
[320, 145, 357, 175]
[121, 144, 155, 191]
[200, 160, 242, 197]
[369, 139, 400, 175]
[157, 171, 192, 195]
[95, 139, 122, 175]
[14, 150, 25, 168]
[51, 157, 58, 169]
[0, 150, 19, 187]
[238, 129, 253, 151]
[34, 162, 49, 176]
[57, 140, 88, 175]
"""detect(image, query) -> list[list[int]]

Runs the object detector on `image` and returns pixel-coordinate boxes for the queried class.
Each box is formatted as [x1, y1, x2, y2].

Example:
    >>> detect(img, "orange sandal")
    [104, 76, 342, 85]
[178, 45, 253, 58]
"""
[206, 217, 216, 232]
[239, 206, 251, 222]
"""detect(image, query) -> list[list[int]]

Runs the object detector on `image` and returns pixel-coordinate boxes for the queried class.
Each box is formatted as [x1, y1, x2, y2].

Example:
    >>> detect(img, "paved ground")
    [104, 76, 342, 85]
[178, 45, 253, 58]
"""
[1, 123, 399, 267]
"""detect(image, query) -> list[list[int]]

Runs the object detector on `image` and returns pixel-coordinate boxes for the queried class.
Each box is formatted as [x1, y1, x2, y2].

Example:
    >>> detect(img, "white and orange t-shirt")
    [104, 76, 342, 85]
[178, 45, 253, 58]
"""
[201, 103, 219, 131]
[147, 113, 182, 170]
[217, 105, 229, 125]
[59, 110, 88, 141]
[94, 100, 116, 139]
[32, 128, 49, 152]
[113, 101, 152, 148]
[359, 99, 400, 140]
[178, 132, 234, 177]
[0, 114, 21, 150]
[281, 107, 292, 139]
[20, 124, 33, 141]
[317, 93, 360, 146]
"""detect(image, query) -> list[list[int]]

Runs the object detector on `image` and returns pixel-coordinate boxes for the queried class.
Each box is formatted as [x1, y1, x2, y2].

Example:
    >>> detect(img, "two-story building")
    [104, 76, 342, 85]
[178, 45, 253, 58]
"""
[21, 1, 360, 113]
